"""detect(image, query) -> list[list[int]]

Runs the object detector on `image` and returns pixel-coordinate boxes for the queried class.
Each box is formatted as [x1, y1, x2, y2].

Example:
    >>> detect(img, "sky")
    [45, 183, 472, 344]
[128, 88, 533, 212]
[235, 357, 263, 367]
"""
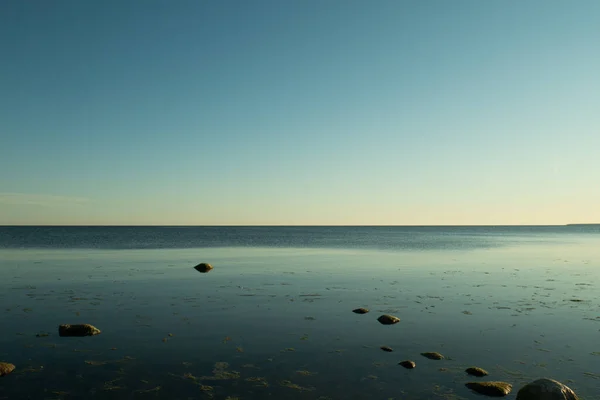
[1, 0, 599, 225]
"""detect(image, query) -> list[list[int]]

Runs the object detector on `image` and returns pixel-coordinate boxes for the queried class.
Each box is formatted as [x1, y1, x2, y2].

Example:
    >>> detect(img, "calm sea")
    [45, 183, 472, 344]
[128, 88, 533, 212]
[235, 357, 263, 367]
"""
[0, 226, 598, 399]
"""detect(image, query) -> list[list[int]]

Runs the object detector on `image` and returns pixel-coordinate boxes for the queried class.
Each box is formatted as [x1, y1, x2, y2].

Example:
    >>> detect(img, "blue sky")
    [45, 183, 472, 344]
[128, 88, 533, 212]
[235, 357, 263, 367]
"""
[1, 0, 599, 225]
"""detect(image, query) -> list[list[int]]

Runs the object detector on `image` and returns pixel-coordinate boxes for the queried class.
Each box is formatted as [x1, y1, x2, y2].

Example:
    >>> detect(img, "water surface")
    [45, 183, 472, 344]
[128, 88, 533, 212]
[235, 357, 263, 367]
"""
[0, 227, 598, 399]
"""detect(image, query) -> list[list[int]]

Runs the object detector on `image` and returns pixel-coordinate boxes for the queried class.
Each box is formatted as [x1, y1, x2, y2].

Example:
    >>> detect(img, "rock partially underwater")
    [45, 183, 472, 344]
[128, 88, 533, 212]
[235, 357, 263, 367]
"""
[58, 324, 101, 337]
[466, 381, 512, 397]
[377, 314, 400, 325]
[421, 352, 444, 360]
[0, 362, 15, 377]
[194, 263, 214, 273]
[352, 307, 369, 314]
[466, 366, 489, 377]
[516, 378, 579, 400]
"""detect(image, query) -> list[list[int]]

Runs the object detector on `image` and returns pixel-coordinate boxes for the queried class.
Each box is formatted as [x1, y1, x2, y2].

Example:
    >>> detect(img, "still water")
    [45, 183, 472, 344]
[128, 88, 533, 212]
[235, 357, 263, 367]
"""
[0, 227, 598, 399]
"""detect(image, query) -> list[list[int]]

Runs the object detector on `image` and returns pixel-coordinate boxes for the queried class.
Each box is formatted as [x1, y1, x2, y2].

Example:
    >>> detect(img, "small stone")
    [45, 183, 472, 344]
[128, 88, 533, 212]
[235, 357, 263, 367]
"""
[58, 324, 101, 337]
[466, 381, 512, 397]
[377, 314, 400, 325]
[421, 352, 444, 360]
[352, 308, 369, 314]
[0, 362, 15, 377]
[194, 263, 213, 273]
[399, 360, 416, 369]
[516, 378, 579, 400]
[380, 346, 393, 352]
[466, 366, 489, 377]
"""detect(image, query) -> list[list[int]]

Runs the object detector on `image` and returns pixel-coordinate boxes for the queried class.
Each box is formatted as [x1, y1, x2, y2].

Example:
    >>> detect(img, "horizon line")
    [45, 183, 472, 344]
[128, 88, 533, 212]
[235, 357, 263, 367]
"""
[1, 223, 597, 227]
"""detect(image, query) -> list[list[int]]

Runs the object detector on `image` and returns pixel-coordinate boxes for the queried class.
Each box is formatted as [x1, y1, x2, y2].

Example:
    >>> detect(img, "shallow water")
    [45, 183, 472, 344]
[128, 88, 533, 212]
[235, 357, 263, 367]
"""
[0, 229, 599, 399]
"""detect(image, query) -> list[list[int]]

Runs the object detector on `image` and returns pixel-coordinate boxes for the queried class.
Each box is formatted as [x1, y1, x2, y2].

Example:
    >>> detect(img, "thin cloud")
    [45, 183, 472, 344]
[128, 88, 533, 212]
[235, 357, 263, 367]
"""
[0, 193, 90, 207]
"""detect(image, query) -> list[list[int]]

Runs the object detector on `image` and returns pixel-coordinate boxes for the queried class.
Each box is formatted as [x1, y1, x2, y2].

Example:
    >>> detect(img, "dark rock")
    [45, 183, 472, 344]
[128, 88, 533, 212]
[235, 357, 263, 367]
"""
[58, 324, 101, 337]
[466, 366, 489, 377]
[466, 381, 512, 397]
[421, 352, 444, 360]
[0, 362, 15, 377]
[399, 360, 416, 369]
[516, 378, 579, 400]
[377, 314, 400, 325]
[352, 308, 369, 314]
[380, 346, 393, 352]
[194, 263, 214, 273]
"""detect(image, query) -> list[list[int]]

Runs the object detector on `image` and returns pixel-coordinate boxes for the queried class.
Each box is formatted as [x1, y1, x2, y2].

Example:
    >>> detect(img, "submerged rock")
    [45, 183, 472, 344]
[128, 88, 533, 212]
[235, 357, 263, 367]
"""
[194, 263, 214, 273]
[466, 366, 489, 377]
[0, 362, 15, 377]
[352, 308, 369, 314]
[421, 352, 444, 360]
[380, 346, 393, 352]
[58, 324, 101, 337]
[377, 314, 400, 325]
[466, 381, 512, 397]
[516, 378, 579, 400]
[399, 360, 416, 369]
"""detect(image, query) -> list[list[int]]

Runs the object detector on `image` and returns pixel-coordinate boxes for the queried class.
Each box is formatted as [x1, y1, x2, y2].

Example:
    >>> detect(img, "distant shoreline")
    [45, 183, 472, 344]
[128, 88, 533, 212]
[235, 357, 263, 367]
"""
[566, 223, 600, 226]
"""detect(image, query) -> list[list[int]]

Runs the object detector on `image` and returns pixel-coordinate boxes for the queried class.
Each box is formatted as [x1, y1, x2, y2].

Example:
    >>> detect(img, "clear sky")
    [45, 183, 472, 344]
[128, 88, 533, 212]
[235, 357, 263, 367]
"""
[1, 0, 599, 225]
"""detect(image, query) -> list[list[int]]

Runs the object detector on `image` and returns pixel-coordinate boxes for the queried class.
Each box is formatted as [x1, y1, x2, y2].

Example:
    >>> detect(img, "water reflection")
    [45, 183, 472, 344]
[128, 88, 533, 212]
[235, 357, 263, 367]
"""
[0, 241, 599, 398]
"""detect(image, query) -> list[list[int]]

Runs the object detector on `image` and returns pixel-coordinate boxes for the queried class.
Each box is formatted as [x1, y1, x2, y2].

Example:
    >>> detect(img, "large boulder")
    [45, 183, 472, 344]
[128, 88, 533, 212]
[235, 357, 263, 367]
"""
[516, 378, 579, 400]
[58, 324, 101, 337]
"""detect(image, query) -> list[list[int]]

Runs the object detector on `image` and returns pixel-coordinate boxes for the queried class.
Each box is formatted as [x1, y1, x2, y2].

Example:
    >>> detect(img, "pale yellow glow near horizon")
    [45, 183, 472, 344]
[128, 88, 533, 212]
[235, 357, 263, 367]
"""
[1, 196, 598, 226]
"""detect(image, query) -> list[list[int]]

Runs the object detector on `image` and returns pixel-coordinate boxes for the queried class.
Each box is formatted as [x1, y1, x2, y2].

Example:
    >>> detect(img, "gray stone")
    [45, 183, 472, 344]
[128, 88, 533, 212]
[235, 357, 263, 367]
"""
[516, 378, 579, 400]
